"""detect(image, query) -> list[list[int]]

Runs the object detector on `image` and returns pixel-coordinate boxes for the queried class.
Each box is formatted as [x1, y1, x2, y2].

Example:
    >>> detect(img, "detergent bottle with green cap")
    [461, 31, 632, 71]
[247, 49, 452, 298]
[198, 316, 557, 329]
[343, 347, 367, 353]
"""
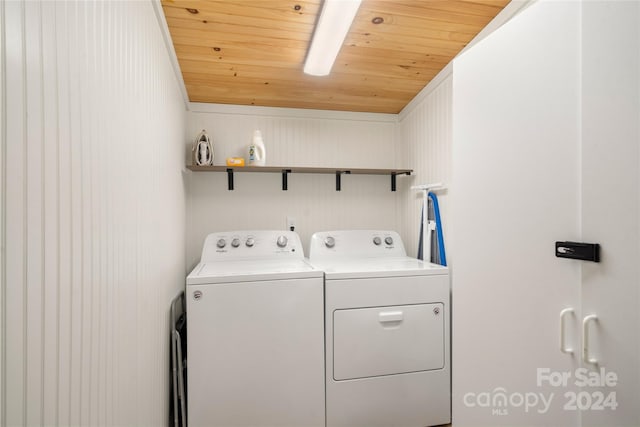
[248, 130, 266, 166]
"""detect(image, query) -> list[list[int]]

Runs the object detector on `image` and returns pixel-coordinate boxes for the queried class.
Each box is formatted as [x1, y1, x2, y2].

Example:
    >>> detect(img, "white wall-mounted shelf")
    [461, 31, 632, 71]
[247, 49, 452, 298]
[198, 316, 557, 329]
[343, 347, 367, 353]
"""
[186, 165, 412, 191]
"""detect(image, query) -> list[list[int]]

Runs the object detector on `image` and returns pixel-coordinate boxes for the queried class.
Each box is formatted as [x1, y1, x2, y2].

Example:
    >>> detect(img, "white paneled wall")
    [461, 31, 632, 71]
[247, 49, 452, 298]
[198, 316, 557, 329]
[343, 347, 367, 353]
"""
[397, 75, 453, 258]
[1, 1, 186, 426]
[187, 104, 400, 266]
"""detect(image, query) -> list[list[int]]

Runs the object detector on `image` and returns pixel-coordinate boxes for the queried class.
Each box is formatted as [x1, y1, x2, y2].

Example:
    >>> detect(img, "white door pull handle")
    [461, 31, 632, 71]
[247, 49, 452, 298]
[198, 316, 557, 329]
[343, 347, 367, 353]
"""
[559, 308, 574, 354]
[582, 314, 598, 365]
[378, 311, 403, 323]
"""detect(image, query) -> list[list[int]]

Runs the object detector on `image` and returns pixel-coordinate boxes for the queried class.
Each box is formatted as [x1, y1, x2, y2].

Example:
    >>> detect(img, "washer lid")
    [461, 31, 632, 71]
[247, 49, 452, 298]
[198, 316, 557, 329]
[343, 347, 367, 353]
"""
[310, 257, 448, 280]
[186, 258, 322, 285]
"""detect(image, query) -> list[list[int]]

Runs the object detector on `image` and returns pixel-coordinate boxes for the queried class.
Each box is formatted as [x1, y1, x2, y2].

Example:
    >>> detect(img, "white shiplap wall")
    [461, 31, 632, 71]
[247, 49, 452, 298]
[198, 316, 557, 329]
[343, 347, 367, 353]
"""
[186, 103, 401, 266]
[1, 1, 186, 426]
[397, 74, 453, 259]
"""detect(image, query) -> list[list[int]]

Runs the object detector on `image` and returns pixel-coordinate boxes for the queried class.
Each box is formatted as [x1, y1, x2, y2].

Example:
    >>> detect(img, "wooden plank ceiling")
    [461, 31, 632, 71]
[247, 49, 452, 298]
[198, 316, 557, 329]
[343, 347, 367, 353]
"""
[161, 0, 510, 113]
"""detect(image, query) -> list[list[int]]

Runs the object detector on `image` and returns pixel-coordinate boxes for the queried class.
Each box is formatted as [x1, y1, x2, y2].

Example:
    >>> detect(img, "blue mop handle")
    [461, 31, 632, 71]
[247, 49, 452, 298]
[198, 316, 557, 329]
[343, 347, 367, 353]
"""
[428, 192, 447, 266]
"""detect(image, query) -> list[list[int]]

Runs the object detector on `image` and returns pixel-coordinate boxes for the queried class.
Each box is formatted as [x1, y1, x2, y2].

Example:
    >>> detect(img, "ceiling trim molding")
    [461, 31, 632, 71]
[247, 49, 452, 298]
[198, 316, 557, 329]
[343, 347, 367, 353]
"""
[189, 102, 398, 123]
[151, 0, 190, 110]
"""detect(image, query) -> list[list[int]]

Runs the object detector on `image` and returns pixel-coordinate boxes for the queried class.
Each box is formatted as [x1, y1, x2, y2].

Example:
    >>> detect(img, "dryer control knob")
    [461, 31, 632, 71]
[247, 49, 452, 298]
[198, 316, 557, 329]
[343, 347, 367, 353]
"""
[324, 236, 336, 248]
[231, 238, 240, 248]
[373, 236, 382, 246]
[245, 237, 255, 247]
[216, 238, 226, 248]
[276, 235, 288, 248]
[385, 236, 394, 245]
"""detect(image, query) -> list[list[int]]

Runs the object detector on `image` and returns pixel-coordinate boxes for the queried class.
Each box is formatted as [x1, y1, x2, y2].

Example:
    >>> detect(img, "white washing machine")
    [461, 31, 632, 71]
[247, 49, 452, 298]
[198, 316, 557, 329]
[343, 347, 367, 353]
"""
[309, 230, 451, 427]
[186, 230, 325, 427]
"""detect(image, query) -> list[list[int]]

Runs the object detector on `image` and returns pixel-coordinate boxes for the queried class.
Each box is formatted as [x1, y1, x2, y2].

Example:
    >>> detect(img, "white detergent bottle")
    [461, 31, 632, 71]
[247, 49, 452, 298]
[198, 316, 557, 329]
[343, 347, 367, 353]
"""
[248, 130, 266, 166]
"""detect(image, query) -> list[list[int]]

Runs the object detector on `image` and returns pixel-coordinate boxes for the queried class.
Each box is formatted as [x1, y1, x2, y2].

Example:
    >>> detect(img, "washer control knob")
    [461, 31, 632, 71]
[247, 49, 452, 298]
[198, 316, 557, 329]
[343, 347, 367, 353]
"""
[216, 238, 226, 248]
[373, 236, 382, 246]
[231, 238, 240, 248]
[385, 236, 394, 245]
[276, 235, 288, 248]
[324, 236, 336, 248]
[245, 237, 255, 247]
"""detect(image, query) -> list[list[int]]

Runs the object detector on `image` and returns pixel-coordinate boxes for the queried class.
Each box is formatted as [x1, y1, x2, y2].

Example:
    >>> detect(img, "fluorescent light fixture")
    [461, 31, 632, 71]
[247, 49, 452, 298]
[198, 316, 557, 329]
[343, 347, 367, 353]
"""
[304, 0, 362, 76]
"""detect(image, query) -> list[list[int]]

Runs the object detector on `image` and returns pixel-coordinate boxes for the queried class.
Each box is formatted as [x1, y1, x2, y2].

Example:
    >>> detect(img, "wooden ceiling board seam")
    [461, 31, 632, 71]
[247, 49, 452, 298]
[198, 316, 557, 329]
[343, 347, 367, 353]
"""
[346, 31, 470, 51]
[181, 72, 429, 93]
[183, 83, 417, 103]
[166, 26, 313, 46]
[163, 13, 315, 32]
[416, 0, 508, 17]
[338, 45, 454, 63]
[177, 55, 303, 69]
[363, 1, 505, 25]
[172, 43, 301, 54]
[179, 57, 445, 81]
[162, 0, 320, 11]
[183, 94, 422, 111]
[337, 60, 450, 74]
[175, 43, 454, 67]
[180, 66, 434, 86]
[168, 36, 310, 51]
[163, 19, 312, 32]
[349, 23, 481, 45]
[343, 39, 463, 57]
[190, 0, 321, 9]
[176, 45, 304, 66]
[182, 84, 424, 103]
[456, 0, 512, 5]
[338, 63, 450, 76]
[178, 67, 442, 85]
[356, 10, 495, 35]
[186, 88, 406, 108]
[162, 1, 321, 23]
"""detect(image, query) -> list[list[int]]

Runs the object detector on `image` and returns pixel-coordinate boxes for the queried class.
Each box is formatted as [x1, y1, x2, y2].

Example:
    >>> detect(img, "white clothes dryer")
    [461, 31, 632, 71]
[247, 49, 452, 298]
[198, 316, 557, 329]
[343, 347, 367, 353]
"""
[309, 230, 451, 427]
[186, 230, 324, 427]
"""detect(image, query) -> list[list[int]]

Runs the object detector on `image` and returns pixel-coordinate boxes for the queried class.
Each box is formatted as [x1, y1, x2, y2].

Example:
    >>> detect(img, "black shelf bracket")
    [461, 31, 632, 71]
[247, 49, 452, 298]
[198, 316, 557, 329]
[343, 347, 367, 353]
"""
[336, 170, 351, 191]
[391, 171, 411, 191]
[281, 169, 291, 191]
[226, 168, 234, 191]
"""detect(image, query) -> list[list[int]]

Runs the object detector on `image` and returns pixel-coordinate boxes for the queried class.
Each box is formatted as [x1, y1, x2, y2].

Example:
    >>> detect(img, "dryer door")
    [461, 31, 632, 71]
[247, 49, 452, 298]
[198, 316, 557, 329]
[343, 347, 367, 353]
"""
[333, 303, 444, 380]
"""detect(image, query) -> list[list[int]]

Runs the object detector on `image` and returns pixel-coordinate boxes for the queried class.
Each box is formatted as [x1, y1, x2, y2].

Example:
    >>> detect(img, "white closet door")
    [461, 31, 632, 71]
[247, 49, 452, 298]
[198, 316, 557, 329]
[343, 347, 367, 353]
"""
[581, 2, 640, 426]
[451, 1, 581, 426]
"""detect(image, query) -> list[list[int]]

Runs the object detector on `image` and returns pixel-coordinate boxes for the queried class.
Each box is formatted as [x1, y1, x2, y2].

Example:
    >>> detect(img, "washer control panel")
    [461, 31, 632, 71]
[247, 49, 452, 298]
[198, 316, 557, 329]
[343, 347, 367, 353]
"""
[309, 230, 407, 260]
[201, 230, 304, 262]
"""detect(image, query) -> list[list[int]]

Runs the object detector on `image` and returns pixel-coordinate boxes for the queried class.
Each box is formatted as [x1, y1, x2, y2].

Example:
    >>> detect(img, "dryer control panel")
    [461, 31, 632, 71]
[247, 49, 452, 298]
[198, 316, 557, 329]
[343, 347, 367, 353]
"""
[309, 230, 407, 260]
[201, 230, 304, 261]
